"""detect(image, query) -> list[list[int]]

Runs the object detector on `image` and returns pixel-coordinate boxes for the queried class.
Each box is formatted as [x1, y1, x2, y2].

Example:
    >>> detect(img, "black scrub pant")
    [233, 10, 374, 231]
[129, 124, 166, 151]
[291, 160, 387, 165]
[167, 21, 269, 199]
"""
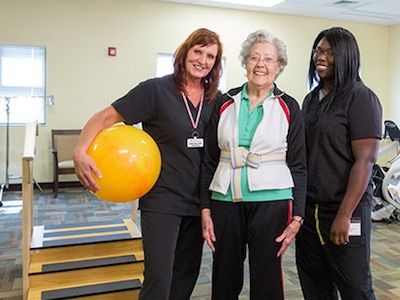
[210, 200, 290, 300]
[296, 201, 376, 300]
[138, 211, 203, 300]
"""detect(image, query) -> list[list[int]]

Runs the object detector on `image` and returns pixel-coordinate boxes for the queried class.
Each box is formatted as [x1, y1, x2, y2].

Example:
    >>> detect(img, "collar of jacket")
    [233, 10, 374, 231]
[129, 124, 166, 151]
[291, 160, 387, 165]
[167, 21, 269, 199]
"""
[224, 83, 285, 101]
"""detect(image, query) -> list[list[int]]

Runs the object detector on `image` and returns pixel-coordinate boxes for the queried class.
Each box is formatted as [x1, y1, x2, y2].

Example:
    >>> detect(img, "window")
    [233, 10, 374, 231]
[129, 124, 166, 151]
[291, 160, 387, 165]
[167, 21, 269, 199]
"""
[156, 53, 227, 92]
[0, 45, 46, 125]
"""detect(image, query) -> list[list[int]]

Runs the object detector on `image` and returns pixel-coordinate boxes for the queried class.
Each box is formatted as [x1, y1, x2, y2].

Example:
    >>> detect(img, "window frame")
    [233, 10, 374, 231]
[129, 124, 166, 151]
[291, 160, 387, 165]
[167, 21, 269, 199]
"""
[0, 44, 47, 126]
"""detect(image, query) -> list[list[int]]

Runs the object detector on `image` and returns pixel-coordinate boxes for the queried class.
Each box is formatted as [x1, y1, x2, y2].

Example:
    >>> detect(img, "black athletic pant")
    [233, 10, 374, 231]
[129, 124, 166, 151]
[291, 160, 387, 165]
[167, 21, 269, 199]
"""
[296, 202, 376, 300]
[139, 211, 203, 300]
[210, 200, 290, 300]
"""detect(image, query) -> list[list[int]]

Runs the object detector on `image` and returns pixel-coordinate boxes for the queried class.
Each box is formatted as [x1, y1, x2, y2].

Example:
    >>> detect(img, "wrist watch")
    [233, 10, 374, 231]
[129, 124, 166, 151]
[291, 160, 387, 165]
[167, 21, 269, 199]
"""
[291, 216, 304, 225]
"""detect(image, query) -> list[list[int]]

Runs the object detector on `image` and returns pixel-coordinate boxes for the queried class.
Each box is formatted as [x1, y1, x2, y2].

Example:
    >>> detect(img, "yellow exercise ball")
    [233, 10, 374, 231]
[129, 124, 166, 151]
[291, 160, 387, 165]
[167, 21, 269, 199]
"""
[87, 124, 161, 202]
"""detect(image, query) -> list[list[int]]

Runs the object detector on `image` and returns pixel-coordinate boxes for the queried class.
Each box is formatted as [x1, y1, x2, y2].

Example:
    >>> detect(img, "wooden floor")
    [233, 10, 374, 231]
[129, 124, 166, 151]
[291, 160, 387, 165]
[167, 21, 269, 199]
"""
[1, 188, 400, 299]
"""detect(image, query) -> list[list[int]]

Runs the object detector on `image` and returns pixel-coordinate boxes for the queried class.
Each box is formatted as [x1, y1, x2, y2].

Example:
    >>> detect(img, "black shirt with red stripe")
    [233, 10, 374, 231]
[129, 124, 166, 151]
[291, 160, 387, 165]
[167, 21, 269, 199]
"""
[200, 84, 307, 217]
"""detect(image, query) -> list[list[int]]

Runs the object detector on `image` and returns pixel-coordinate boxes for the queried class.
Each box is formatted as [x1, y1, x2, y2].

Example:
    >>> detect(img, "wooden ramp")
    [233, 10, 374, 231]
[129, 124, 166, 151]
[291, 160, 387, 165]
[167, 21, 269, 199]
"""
[22, 123, 143, 300]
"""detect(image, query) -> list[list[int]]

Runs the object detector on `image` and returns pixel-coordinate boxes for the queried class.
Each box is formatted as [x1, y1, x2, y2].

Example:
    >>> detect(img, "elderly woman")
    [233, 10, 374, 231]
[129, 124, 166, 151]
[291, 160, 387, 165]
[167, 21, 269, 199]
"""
[200, 29, 307, 299]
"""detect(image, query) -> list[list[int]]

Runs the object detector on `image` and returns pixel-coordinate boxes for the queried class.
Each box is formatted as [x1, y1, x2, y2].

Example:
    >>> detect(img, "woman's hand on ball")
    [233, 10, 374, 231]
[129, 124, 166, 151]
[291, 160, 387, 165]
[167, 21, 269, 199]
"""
[73, 150, 101, 193]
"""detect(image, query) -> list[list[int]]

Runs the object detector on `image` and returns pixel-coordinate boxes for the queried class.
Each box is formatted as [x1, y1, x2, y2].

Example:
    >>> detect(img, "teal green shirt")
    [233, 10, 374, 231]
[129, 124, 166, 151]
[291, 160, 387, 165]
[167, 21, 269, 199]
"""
[212, 85, 293, 202]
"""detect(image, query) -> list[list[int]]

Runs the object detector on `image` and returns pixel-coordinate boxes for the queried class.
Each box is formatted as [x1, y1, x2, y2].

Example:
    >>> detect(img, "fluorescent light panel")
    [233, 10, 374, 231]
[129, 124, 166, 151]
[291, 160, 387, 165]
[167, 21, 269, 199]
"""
[205, 0, 285, 8]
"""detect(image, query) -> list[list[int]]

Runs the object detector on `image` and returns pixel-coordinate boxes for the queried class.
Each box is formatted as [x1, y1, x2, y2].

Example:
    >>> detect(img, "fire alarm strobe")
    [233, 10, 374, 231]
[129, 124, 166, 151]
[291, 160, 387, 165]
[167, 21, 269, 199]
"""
[108, 47, 117, 56]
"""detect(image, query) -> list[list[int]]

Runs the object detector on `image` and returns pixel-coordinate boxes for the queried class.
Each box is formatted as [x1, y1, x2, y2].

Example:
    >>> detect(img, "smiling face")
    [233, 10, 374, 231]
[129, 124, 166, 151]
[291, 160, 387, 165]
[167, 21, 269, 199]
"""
[245, 42, 280, 91]
[313, 37, 335, 87]
[184, 44, 218, 82]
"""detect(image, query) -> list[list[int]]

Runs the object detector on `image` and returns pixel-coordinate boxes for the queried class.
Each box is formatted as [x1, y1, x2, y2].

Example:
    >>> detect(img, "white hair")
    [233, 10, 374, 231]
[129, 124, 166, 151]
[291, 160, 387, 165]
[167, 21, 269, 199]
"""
[239, 29, 288, 75]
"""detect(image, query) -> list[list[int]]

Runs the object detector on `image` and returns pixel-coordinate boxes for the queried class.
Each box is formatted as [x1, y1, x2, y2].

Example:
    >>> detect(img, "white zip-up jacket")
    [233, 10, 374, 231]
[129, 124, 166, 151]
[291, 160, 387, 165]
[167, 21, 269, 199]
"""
[200, 85, 307, 217]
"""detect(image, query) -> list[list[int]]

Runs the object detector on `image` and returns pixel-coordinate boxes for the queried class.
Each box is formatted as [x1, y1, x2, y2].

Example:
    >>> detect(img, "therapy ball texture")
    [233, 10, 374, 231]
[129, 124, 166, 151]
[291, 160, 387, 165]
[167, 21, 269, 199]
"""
[87, 124, 161, 202]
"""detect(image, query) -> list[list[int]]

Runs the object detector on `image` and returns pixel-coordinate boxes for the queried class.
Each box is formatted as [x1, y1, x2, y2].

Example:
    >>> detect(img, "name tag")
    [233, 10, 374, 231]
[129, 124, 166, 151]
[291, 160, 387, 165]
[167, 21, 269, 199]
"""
[187, 137, 204, 148]
[349, 218, 361, 236]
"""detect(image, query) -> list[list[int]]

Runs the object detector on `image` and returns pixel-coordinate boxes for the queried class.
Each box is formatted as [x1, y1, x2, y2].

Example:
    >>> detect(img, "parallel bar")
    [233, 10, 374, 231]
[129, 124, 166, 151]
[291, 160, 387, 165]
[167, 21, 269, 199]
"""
[23, 121, 38, 300]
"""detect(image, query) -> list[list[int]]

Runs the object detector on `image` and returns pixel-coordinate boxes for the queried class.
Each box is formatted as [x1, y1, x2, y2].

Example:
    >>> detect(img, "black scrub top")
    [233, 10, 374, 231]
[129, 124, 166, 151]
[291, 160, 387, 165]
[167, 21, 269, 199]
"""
[112, 74, 217, 216]
[302, 81, 382, 205]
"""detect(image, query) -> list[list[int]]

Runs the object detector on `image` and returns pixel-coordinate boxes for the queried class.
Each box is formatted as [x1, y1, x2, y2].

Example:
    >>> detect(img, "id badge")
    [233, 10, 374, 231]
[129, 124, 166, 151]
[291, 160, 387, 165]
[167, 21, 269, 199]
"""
[349, 218, 361, 236]
[187, 137, 204, 148]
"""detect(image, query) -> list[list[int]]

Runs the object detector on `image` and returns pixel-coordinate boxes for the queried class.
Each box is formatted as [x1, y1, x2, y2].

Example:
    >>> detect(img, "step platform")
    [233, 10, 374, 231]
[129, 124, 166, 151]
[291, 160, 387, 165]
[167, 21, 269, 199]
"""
[27, 218, 143, 300]
[31, 218, 141, 248]
[41, 279, 141, 299]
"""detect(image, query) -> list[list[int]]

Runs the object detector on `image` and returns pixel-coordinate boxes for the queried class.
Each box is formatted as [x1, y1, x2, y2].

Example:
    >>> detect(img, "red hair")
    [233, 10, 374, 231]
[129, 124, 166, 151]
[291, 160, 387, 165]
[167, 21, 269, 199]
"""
[173, 28, 223, 101]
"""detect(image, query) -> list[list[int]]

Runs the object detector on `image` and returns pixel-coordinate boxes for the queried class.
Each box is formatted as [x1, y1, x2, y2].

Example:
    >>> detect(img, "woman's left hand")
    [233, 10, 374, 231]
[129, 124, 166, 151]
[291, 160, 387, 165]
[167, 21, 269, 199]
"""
[330, 214, 350, 246]
[275, 218, 302, 257]
[201, 208, 216, 252]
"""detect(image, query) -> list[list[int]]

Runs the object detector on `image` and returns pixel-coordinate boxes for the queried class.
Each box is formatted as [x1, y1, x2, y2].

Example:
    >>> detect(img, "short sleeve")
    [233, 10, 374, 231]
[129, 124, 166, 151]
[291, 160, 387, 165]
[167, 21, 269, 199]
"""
[111, 78, 156, 125]
[348, 84, 382, 140]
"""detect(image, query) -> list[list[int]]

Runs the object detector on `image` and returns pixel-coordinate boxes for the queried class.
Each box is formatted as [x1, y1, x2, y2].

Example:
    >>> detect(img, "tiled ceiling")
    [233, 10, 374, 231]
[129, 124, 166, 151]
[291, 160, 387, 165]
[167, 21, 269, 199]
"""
[158, 0, 400, 25]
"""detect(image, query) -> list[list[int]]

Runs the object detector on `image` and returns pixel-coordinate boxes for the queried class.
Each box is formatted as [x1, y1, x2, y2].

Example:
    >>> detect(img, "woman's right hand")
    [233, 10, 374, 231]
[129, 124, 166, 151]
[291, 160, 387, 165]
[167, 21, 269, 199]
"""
[73, 149, 102, 193]
[201, 208, 216, 252]
[72, 106, 123, 193]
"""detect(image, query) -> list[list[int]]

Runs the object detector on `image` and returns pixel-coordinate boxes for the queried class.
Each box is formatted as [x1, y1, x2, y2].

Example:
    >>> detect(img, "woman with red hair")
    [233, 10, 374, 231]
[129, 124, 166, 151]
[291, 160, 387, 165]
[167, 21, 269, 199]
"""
[74, 28, 223, 300]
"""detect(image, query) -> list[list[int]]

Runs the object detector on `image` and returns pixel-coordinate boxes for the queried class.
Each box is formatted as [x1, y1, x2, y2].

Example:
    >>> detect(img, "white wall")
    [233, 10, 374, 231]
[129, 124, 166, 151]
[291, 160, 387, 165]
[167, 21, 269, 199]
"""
[0, 0, 393, 183]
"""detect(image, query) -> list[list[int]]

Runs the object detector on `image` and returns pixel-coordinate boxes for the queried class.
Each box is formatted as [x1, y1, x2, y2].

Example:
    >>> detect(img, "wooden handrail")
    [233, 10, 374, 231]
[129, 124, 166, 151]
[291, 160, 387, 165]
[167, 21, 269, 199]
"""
[23, 122, 38, 159]
[22, 121, 38, 300]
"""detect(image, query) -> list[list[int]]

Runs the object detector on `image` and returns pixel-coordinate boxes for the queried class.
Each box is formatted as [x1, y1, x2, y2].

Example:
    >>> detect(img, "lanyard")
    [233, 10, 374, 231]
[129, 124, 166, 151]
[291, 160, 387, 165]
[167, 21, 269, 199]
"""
[181, 90, 204, 135]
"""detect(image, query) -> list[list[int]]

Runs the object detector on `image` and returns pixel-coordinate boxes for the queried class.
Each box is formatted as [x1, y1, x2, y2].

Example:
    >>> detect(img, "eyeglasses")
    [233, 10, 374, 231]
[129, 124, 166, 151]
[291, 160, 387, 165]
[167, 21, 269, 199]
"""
[312, 48, 334, 58]
[247, 54, 278, 66]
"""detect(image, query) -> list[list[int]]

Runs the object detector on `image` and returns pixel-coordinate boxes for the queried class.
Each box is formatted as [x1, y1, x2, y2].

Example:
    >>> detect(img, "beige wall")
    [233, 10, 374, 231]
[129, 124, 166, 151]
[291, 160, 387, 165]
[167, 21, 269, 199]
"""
[0, 0, 394, 183]
[389, 25, 400, 125]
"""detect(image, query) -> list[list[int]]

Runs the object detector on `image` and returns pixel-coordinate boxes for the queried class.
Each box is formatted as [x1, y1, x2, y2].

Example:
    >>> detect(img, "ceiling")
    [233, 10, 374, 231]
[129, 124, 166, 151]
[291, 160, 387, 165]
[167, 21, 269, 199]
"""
[158, 0, 400, 25]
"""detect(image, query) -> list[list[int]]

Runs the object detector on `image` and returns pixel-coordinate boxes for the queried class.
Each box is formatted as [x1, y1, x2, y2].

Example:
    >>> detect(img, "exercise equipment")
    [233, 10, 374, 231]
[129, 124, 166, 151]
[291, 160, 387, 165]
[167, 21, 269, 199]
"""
[1, 96, 44, 207]
[22, 122, 144, 300]
[88, 124, 161, 202]
[372, 120, 400, 221]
